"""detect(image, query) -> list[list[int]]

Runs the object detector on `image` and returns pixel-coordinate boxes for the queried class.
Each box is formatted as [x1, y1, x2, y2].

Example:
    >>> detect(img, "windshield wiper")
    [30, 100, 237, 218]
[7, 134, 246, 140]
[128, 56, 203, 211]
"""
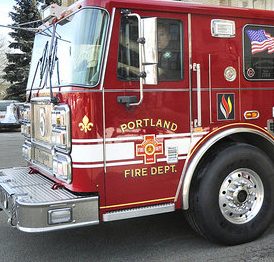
[43, 23, 59, 104]
[27, 41, 49, 102]
[39, 26, 61, 39]
[49, 37, 60, 87]
[39, 41, 49, 86]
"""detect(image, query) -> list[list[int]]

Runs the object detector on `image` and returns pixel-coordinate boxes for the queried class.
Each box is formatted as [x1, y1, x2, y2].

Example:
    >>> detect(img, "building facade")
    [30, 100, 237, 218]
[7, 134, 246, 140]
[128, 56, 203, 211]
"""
[62, 0, 75, 6]
[183, 0, 274, 9]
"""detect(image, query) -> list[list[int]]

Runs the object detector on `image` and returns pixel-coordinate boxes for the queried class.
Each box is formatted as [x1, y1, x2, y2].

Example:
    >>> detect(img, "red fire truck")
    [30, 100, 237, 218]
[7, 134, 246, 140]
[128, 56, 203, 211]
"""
[0, 0, 274, 245]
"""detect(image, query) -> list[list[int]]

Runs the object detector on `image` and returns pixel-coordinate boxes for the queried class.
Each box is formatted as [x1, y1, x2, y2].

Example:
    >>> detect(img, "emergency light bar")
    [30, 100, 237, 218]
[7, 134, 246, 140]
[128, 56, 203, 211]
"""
[41, 4, 67, 23]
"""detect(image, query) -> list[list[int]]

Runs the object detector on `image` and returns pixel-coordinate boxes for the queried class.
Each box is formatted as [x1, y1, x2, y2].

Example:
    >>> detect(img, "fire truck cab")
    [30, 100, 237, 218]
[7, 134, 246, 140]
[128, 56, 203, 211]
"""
[0, 0, 274, 245]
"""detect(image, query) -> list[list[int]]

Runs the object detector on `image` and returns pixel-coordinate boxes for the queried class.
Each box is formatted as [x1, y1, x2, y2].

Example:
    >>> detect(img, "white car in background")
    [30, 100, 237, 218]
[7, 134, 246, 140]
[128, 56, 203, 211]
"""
[0, 100, 21, 129]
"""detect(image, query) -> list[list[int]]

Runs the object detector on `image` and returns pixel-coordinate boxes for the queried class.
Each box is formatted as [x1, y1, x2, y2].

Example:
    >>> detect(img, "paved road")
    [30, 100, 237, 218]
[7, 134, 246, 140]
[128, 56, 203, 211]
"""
[0, 130, 26, 168]
[0, 132, 274, 261]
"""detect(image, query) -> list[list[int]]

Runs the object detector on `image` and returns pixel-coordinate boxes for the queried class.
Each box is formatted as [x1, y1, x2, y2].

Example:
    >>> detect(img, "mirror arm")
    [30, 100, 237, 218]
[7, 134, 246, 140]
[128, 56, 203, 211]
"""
[126, 13, 145, 107]
[121, 9, 131, 16]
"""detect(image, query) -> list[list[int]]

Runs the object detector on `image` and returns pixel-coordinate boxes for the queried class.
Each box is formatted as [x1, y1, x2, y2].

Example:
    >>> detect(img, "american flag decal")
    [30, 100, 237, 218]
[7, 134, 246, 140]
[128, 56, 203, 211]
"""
[246, 29, 274, 54]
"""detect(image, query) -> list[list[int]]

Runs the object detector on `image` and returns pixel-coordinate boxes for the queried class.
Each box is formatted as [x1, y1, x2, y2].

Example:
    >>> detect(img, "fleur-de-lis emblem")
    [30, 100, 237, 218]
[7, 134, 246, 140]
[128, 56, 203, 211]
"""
[79, 115, 93, 133]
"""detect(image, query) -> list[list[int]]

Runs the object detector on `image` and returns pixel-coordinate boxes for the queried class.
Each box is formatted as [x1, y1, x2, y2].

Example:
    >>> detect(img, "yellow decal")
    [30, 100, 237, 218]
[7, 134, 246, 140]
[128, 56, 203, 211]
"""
[124, 164, 177, 178]
[79, 115, 93, 133]
[228, 97, 233, 114]
[120, 118, 177, 133]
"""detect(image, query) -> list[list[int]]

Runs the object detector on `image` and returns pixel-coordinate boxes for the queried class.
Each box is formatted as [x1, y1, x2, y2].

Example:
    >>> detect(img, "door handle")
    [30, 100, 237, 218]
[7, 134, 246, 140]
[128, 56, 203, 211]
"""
[117, 96, 138, 108]
[193, 63, 202, 127]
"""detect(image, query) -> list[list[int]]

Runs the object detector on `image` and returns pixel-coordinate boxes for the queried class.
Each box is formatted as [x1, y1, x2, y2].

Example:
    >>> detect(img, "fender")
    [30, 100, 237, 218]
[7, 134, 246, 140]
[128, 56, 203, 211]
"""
[178, 123, 274, 210]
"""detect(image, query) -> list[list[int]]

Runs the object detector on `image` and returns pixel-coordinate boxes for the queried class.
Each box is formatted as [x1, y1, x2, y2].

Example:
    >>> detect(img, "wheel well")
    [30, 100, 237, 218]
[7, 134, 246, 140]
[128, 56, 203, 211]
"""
[196, 132, 274, 175]
[182, 131, 274, 210]
[230, 132, 274, 163]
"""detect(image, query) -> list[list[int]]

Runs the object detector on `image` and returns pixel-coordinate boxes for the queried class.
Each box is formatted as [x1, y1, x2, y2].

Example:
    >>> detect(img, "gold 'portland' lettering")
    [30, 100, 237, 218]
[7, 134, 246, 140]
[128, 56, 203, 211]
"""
[120, 118, 178, 133]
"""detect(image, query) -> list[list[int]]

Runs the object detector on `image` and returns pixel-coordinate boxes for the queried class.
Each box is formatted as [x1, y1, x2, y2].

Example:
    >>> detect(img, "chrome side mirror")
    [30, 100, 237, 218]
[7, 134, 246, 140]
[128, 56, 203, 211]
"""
[119, 10, 158, 107]
[142, 17, 158, 85]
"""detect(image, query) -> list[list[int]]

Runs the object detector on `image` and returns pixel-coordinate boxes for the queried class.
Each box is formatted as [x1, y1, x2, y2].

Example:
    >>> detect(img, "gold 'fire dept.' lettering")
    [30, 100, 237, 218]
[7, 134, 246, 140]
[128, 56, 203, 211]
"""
[120, 118, 177, 133]
[124, 165, 177, 178]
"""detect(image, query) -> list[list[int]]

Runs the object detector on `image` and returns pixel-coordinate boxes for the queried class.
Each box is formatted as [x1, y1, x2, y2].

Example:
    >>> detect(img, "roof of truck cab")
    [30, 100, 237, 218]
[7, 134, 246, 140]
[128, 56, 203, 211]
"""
[83, 0, 274, 21]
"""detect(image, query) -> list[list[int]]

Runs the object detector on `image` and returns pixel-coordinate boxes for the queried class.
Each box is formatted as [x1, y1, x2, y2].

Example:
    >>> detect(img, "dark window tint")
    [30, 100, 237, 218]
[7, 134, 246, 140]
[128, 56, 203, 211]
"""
[118, 17, 183, 81]
[244, 25, 274, 80]
[158, 19, 183, 81]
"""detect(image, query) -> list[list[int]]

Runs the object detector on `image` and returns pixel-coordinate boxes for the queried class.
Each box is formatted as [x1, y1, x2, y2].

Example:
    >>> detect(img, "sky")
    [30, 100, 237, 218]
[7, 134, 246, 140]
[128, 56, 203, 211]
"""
[0, 0, 15, 42]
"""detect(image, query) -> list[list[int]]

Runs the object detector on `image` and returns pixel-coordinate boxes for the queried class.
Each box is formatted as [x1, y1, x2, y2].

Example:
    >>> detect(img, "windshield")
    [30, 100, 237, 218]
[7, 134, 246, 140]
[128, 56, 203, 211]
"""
[27, 8, 108, 89]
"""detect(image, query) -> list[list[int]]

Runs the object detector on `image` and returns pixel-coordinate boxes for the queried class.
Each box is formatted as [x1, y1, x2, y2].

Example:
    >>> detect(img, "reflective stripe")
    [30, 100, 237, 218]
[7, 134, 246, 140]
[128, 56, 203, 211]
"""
[71, 142, 135, 163]
[71, 132, 207, 169]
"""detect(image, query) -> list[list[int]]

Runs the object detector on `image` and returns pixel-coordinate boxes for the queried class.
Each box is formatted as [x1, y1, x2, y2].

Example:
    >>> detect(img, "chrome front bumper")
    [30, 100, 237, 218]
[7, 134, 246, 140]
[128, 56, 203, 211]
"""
[0, 167, 99, 232]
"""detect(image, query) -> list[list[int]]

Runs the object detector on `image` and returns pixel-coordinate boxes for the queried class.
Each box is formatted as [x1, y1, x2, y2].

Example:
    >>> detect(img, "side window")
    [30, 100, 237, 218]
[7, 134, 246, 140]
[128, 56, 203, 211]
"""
[118, 16, 139, 80]
[244, 25, 274, 80]
[117, 17, 183, 81]
[158, 19, 183, 81]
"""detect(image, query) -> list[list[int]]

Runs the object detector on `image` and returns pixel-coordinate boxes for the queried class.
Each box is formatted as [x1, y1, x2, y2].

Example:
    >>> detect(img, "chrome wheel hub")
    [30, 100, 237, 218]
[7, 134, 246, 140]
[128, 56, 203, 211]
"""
[219, 168, 264, 224]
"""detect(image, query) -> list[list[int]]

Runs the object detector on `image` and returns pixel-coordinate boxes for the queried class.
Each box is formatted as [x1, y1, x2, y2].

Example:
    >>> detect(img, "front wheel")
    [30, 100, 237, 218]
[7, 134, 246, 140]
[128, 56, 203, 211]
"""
[186, 143, 274, 245]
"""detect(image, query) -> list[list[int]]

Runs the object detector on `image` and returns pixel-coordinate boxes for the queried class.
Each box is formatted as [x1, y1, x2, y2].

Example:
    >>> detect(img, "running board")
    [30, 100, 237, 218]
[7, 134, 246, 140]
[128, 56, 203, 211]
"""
[103, 203, 175, 222]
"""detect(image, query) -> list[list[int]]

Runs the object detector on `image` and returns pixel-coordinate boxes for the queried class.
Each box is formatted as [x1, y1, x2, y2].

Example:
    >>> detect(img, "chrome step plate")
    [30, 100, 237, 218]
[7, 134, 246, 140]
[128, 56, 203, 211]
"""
[103, 203, 175, 222]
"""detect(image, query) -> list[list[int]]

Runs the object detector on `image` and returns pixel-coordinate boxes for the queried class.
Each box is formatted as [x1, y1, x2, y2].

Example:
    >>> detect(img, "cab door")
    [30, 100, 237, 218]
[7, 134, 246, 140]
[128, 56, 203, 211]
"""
[102, 9, 190, 210]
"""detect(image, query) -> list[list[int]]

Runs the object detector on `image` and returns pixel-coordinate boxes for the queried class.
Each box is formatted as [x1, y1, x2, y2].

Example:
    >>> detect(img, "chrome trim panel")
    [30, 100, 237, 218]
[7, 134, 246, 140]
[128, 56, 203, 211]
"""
[100, 7, 116, 91]
[32, 140, 52, 151]
[238, 56, 242, 118]
[0, 167, 99, 232]
[188, 13, 193, 132]
[47, 89, 191, 94]
[52, 151, 72, 183]
[104, 88, 190, 92]
[126, 12, 144, 106]
[102, 8, 116, 173]
[209, 54, 212, 123]
[52, 104, 71, 152]
[181, 127, 274, 210]
[31, 97, 52, 103]
[32, 143, 53, 170]
[103, 203, 175, 222]
[44, 87, 274, 94]
[193, 63, 201, 127]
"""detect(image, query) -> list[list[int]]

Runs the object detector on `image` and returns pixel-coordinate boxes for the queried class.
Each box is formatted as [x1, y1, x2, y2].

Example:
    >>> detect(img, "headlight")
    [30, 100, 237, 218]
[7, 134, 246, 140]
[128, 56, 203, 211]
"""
[48, 208, 72, 225]
[53, 152, 72, 183]
[51, 105, 71, 151]
[52, 129, 68, 148]
[21, 104, 31, 123]
[51, 105, 70, 129]
[21, 123, 31, 138]
[21, 104, 31, 138]
[52, 111, 65, 127]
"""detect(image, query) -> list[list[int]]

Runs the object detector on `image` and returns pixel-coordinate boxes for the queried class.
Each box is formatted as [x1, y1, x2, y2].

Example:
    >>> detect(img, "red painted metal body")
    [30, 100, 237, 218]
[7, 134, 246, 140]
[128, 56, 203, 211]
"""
[29, 0, 274, 218]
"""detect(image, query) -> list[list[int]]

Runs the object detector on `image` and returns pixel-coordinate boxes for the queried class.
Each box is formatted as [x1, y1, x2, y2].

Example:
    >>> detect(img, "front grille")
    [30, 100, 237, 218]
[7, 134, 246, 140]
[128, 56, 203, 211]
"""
[33, 146, 53, 170]
[29, 99, 54, 173]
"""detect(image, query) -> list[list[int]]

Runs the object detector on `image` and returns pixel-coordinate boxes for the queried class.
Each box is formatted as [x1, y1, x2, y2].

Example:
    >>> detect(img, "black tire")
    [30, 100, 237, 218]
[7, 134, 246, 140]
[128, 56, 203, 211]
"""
[186, 143, 274, 245]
